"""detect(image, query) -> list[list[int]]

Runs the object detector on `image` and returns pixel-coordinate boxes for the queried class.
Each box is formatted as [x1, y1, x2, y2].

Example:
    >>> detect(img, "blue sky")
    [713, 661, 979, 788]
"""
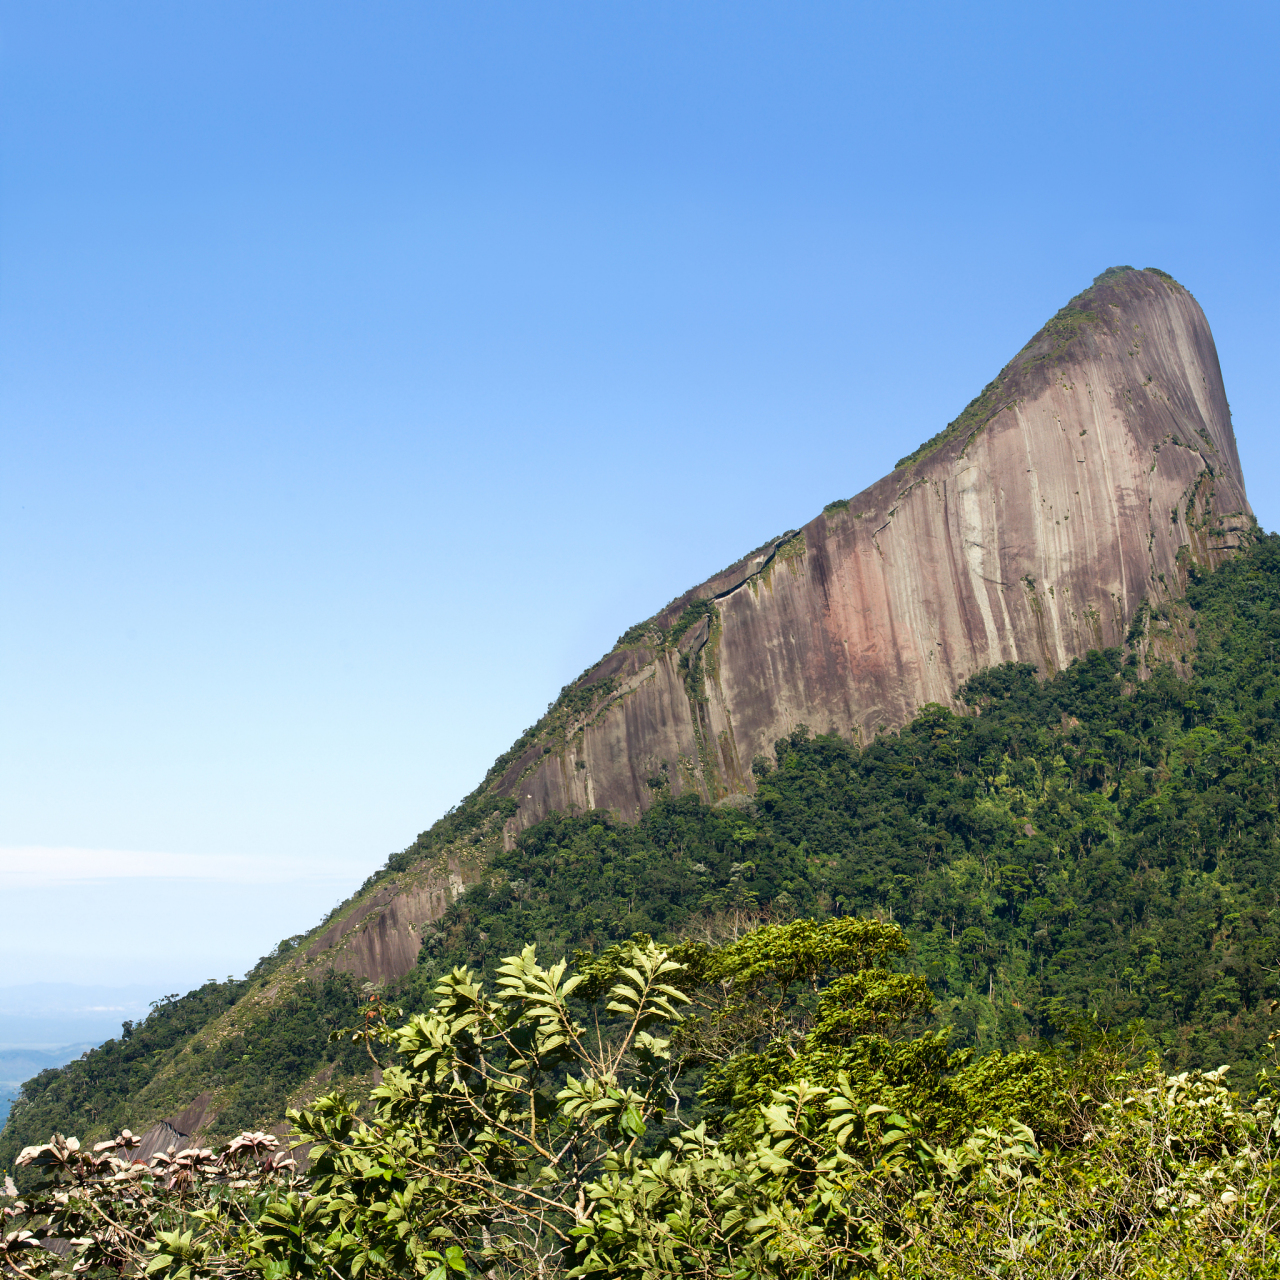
[2, 1, 1277, 991]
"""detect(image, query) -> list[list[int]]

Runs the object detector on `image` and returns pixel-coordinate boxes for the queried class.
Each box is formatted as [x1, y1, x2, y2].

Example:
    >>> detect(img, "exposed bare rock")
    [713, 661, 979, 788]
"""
[302, 858, 477, 985]
[489, 268, 1252, 840]
[164, 1091, 216, 1140]
[125, 1118, 200, 1162]
[114, 1093, 218, 1163]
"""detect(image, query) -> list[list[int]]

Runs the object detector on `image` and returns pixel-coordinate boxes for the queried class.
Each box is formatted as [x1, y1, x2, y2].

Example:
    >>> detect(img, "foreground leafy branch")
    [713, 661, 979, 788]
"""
[7, 922, 1280, 1278]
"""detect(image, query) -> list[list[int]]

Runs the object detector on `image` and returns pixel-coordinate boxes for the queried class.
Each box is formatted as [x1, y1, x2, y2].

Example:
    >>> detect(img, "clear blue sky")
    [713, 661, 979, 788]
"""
[2, 1, 1277, 990]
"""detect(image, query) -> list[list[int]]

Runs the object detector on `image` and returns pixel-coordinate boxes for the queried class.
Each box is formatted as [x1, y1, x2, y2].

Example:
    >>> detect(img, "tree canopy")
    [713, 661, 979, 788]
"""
[7, 921, 1280, 1278]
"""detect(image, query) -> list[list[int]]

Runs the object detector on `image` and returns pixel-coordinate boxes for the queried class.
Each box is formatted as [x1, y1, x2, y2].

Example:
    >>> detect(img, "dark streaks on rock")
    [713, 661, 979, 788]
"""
[490, 268, 1252, 840]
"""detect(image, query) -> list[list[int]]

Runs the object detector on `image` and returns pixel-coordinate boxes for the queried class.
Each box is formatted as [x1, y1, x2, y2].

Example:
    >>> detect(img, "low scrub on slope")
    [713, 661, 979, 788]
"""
[5, 920, 1280, 1278]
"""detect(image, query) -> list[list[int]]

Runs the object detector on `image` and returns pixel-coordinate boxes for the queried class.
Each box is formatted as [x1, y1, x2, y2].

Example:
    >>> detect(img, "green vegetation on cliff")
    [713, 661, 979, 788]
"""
[5, 533, 1280, 1172]
[424, 532, 1280, 1077]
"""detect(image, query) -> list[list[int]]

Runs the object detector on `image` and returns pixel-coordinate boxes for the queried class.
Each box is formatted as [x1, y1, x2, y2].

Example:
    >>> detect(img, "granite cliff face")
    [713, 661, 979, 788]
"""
[295, 267, 1252, 989]
[3, 267, 1256, 1154]
[486, 267, 1251, 841]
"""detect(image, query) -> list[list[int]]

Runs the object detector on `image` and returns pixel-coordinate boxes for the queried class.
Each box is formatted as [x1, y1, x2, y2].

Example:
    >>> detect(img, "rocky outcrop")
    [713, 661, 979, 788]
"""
[3, 268, 1256, 1161]
[303, 870, 458, 985]
[492, 268, 1252, 840]
[125, 1109, 210, 1161]
[301, 853, 484, 985]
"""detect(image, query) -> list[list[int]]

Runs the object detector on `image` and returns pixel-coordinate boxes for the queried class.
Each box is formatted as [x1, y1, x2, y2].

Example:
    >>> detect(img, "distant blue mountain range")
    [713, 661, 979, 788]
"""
[0, 1044, 98, 1135]
[0, 983, 167, 1133]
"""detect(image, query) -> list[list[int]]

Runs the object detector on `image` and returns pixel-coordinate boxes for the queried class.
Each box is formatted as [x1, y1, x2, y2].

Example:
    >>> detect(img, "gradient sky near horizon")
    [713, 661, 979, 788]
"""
[2, 1, 1277, 992]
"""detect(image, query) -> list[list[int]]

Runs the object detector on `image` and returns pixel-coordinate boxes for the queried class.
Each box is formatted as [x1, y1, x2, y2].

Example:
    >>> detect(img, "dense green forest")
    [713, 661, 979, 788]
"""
[419, 533, 1280, 1073]
[10, 917, 1280, 1278]
[6, 534, 1280, 1168]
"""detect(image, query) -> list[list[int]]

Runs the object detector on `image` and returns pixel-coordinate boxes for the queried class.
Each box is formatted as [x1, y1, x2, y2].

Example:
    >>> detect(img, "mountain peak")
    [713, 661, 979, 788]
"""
[475, 267, 1251, 843]
[897, 267, 1191, 471]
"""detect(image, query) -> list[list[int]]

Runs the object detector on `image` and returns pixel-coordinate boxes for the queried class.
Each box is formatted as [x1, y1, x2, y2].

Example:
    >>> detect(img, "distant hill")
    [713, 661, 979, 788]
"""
[0, 1045, 96, 1135]
[0, 1047, 93, 1081]
[0, 983, 159, 1049]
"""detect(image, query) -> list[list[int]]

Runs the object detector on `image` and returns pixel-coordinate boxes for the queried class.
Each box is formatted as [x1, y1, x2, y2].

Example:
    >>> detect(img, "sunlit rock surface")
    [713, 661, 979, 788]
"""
[492, 268, 1252, 841]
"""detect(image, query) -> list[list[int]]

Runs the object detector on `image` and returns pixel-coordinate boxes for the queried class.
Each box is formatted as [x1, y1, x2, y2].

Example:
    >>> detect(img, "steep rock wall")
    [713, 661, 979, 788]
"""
[301, 852, 485, 984]
[13, 268, 1255, 1149]
[495, 268, 1252, 840]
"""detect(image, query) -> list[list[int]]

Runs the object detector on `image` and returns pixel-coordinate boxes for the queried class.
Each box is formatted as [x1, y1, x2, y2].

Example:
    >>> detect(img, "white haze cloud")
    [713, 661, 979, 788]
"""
[0, 846, 354, 889]
[1, 849, 367, 986]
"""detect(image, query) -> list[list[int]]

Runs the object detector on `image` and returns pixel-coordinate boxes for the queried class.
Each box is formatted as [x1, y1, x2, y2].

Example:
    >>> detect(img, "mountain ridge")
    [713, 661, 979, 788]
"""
[478, 266, 1250, 840]
[1, 265, 1260, 1160]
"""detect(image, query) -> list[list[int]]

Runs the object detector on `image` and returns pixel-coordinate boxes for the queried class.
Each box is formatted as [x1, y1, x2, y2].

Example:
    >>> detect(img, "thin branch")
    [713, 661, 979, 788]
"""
[2, 1256, 42, 1280]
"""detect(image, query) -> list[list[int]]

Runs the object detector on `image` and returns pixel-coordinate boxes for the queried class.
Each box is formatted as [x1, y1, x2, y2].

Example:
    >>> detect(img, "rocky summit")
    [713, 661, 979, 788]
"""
[493, 267, 1250, 838]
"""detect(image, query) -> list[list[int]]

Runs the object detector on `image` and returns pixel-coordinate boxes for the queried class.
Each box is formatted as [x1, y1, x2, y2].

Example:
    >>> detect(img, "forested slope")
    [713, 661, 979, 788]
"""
[5, 531, 1280, 1164]
[420, 531, 1280, 1071]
